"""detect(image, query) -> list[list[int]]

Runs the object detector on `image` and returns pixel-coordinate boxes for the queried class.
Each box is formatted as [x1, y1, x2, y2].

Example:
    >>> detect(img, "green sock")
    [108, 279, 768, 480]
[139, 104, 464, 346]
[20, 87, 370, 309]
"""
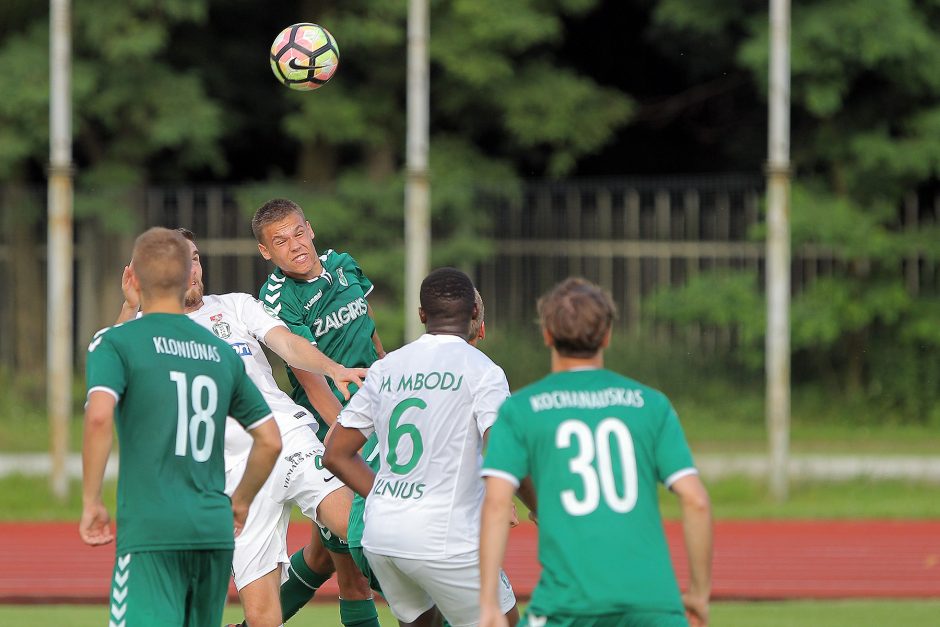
[339, 598, 380, 627]
[280, 549, 332, 622]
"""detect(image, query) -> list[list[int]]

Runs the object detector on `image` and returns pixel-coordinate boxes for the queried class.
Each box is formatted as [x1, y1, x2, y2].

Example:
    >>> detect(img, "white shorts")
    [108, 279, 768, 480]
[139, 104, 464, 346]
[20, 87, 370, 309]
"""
[363, 549, 516, 626]
[225, 424, 343, 589]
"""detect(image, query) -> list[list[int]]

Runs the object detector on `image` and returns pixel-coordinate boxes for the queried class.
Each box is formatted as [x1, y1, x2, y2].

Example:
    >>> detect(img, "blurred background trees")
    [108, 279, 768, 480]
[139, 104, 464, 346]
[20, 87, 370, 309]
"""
[0, 0, 938, 422]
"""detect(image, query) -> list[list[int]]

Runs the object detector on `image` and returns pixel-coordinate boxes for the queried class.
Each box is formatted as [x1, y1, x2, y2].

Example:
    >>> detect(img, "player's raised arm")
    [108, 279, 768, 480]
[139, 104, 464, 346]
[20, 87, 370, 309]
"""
[79, 391, 116, 547]
[263, 325, 367, 398]
[671, 474, 712, 626]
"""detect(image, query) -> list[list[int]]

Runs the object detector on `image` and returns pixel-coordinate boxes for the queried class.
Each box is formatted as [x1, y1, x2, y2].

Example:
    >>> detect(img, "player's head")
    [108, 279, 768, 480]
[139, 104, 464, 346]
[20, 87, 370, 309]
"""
[129, 227, 192, 305]
[467, 288, 486, 345]
[175, 228, 204, 310]
[537, 277, 617, 358]
[419, 268, 477, 333]
[252, 198, 319, 279]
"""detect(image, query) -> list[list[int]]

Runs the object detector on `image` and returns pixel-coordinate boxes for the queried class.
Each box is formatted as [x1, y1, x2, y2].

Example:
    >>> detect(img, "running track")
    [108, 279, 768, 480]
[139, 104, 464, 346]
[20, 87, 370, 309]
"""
[1, 521, 938, 603]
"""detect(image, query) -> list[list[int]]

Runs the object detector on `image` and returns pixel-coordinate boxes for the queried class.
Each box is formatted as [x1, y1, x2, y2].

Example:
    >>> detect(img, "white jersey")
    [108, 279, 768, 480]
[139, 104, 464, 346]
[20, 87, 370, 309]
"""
[338, 333, 510, 559]
[188, 294, 319, 466]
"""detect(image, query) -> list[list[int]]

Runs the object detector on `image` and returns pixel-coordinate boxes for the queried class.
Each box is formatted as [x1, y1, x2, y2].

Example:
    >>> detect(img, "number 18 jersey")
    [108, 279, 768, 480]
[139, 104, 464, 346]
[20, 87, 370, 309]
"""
[85, 314, 273, 554]
[482, 368, 696, 619]
[338, 333, 510, 559]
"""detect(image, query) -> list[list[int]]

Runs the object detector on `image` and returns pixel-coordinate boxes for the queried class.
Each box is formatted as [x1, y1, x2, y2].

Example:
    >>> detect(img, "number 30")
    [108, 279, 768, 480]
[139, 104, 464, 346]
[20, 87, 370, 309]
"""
[556, 418, 638, 516]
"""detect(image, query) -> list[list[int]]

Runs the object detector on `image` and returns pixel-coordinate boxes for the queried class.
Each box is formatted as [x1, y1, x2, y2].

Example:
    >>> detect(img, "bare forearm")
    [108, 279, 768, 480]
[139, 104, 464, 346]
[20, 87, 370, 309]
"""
[325, 452, 375, 499]
[231, 428, 280, 507]
[266, 327, 338, 377]
[294, 367, 343, 424]
[81, 419, 113, 505]
[681, 494, 713, 600]
[479, 485, 513, 606]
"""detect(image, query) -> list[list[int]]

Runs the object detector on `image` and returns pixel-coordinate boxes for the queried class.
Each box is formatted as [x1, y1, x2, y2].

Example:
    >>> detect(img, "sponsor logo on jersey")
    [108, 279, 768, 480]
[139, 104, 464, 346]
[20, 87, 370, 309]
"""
[380, 371, 463, 393]
[230, 342, 252, 357]
[303, 290, 323, 311]
[210, 313, 232, 339]
[372, 478, 426, 500]
[312, 297, 368, 338]
[337, 267, 348, 287]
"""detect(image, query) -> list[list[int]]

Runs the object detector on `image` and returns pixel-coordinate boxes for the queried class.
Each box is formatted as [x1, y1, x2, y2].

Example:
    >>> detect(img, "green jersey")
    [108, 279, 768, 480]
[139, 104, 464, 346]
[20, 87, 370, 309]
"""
[259, 249, 379, 547]
[85, 314, 272, 554]
[482, 369, 696, 620]
[259, 249, 378, 422]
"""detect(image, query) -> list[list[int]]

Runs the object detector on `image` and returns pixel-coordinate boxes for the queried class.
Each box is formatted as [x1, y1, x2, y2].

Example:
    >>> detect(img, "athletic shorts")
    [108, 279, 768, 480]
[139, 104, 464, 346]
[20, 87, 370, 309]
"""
[108, 548, 232, 627]
[521, 610, 689, 627]
[363, 548, 516, 626]
[225, 424, 344, 589]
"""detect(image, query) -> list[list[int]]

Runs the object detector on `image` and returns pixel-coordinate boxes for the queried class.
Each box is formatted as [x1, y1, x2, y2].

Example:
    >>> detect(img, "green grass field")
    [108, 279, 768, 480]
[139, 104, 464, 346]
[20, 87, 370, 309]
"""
[2, 600, 940, 627]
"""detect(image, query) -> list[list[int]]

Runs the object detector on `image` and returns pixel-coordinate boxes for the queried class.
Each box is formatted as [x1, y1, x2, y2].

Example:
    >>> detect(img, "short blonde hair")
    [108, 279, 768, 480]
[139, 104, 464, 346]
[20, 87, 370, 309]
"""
[537, 278, 616, 358]
[131, 227, 191, 301]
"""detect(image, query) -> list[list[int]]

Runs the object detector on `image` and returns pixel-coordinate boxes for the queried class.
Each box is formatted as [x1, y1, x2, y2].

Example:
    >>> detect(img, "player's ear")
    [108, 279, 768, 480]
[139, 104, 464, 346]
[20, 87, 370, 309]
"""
[478, 321, 486, 341]
[258, 242, 272, 261]
[471, 303, 479, 321]
[601, 327, 612, 349]
[306, 221, 315, 241]
[541, 326, 554, 348]
[418, 307, 428, 324]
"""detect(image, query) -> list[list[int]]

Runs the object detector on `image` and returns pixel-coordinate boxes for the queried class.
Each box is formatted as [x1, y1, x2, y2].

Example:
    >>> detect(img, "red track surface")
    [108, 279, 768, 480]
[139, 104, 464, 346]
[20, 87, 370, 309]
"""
[1, 520, 939, 603]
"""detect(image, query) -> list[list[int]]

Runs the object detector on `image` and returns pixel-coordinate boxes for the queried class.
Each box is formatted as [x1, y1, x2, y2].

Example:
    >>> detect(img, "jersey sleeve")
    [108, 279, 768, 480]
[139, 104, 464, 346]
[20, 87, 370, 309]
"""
[471, 363, 511, 438]
[481, 398, 528, 488]
[337, 364, 380, 438]
[654, 403, 697, 488]
[338, 251, 374, 298]
[259, 274, 316, 343]
[85, 329, 126, 402]
[228, 357, 274, 431]
[236, 293, 287, 341]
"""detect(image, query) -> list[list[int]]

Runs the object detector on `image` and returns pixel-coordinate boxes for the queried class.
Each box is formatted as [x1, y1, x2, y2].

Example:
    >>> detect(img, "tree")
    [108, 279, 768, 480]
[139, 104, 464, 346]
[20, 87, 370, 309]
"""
[647, 0, 940, 421]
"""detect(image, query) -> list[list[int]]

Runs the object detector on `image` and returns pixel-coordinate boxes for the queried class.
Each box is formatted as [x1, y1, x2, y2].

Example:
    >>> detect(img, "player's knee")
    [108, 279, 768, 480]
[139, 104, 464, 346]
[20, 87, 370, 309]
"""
[304, 542, 336, 574]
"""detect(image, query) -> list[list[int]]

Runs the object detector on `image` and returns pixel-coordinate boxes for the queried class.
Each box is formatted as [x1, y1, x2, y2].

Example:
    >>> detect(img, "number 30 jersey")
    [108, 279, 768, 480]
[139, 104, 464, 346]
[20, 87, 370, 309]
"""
[85, 314, 272, 554]
[482, 368, 697, 619]
[338, 333, 510, 559]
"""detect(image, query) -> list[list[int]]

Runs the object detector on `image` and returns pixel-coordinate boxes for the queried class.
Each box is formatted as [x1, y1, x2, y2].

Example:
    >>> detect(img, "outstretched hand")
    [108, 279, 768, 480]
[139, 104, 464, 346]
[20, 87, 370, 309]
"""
[79, 502, 114, 546]
[330, 366, 369, 400]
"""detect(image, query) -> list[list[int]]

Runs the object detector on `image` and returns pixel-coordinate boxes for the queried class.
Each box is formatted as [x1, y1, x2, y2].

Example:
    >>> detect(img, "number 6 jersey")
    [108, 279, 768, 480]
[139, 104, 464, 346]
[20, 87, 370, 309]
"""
[337, 333, 510, 559]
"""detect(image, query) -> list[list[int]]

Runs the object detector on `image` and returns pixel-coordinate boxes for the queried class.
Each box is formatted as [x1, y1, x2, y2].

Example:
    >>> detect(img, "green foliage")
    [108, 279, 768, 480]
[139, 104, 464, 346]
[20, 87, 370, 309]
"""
[648, 0, 940, 422]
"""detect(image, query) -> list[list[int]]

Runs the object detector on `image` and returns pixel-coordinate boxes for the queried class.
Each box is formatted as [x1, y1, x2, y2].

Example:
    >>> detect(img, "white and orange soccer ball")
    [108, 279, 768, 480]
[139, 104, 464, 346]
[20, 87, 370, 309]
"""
[270, 23, 339, 91]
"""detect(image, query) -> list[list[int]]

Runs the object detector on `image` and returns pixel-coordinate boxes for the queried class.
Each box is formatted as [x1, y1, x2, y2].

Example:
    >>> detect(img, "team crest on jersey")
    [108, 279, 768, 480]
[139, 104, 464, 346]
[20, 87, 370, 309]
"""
[210, 313, 232, 339]
[337, 267, 348, 287]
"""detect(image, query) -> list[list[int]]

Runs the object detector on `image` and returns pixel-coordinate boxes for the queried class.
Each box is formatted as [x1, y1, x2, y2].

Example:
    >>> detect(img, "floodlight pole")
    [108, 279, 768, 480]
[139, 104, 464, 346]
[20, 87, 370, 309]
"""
[404, 0, 430, 342]
[766, 0, 791, 502]
[48, 0, 74, 501]
[46, 0, 73, 501]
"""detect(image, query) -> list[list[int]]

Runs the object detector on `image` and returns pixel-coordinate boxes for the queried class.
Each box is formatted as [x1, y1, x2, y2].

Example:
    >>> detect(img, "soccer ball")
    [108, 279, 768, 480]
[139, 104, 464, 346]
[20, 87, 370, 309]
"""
[270, 23, 340, 91]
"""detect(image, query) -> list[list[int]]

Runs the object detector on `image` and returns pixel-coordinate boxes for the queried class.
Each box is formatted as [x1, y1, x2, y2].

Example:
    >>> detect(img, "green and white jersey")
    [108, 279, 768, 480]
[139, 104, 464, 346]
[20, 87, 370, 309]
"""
[482, 368, 696, 619]
[259, 249, 378, 430]
[339, 334, 510, 559]
[85, 314, 273, 554]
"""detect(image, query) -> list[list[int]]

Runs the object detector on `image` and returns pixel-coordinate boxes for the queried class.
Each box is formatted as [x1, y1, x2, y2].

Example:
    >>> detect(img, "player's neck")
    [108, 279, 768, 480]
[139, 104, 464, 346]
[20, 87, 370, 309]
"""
[183, 298, 204, 314]
[551, 350, 603, 373]
[140, 295, 185, 315]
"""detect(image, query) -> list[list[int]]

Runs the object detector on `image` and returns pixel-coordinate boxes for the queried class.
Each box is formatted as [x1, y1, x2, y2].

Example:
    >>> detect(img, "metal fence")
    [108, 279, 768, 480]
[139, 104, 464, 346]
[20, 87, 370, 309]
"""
[2, 175, 938, 370]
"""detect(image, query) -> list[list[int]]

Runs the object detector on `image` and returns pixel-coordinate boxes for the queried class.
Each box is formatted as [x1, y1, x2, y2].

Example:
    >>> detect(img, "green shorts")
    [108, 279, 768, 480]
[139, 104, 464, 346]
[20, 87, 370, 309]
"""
[521, 610, 688, 627]
[109, 548, 233, 627]
[349, 545, 383, 594]
[317, 523, 351, 554]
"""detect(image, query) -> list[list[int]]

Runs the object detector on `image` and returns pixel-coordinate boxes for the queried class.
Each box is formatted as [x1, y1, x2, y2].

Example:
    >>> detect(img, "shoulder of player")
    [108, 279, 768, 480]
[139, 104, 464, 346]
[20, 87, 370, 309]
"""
[608, 371, 671, 409]
[321, 248, 360, 271]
